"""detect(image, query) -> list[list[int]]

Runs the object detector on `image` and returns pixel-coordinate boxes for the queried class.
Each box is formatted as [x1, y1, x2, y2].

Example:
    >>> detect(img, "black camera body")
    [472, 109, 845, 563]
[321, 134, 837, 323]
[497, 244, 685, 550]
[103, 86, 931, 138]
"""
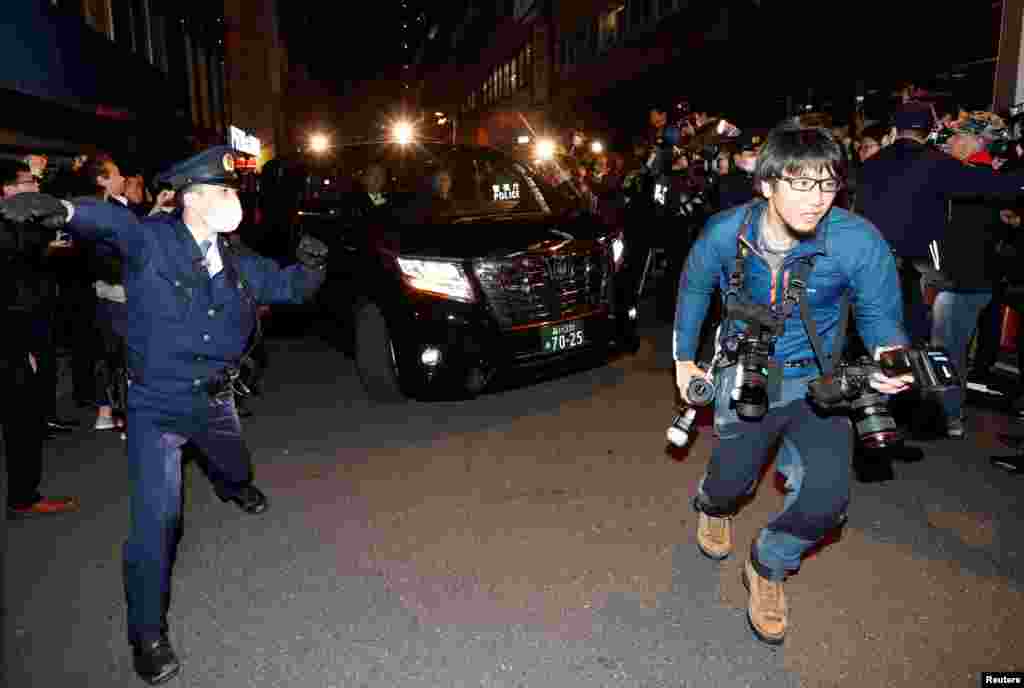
[718, 297, 785, 422]
[806, 346, 959, 448]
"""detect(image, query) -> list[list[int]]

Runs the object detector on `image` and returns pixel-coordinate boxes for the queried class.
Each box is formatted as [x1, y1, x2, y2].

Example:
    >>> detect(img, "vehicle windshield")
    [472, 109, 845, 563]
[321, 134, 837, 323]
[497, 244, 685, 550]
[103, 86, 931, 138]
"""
[294, 143, 579, 223]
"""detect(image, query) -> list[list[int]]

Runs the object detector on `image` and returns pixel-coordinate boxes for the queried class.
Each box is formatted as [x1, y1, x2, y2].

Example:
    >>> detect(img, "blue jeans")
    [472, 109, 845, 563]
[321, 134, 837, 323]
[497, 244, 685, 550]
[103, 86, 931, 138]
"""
[930, 290, 991, 423]
[123, 388, 253, 644]
[697, 365, 853, 580]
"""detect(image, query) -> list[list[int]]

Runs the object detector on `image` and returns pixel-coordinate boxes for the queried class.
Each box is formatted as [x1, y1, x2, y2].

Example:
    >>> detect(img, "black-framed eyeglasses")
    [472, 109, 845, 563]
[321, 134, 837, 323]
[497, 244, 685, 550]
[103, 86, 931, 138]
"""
[774, 176, 842, 193]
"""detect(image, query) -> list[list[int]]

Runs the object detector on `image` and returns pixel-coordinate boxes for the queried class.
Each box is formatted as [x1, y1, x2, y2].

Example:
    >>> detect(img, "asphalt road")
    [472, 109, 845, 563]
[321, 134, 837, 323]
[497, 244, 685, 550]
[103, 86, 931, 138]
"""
[4, 309, 1023, 687]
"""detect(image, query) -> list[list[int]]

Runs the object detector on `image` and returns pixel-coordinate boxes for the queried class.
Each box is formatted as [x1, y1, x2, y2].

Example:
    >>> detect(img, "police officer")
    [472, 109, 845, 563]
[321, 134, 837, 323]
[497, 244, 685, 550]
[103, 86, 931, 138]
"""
[717, 130, 765, 210]
[0, 146, 329, 685]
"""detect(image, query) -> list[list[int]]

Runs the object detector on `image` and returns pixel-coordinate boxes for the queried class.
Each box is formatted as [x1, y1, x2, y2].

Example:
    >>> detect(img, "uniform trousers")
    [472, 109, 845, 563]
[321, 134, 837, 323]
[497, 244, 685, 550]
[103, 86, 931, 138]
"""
[123, 384, 254, 644]
[2, 343, 46, 508]
[696, 365, 853, 581]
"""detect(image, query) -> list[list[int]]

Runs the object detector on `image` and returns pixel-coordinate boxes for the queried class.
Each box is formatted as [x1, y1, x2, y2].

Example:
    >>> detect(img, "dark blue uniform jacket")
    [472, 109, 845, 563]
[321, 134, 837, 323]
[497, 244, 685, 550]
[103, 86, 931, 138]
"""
[68, 200, 323, 414]
[857, 139, 1024, 259]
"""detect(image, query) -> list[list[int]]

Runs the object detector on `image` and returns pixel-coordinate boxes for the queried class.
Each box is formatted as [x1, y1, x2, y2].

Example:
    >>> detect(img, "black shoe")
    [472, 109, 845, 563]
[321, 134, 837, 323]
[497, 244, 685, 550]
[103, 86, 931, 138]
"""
[223, 485, 268, 514]
[46, 418, 80, 432]
[131, 635, 181, 685]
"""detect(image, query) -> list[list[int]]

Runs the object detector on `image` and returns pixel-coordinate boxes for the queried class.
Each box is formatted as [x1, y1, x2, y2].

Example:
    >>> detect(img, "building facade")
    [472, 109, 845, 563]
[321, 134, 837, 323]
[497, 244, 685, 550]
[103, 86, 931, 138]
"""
[0, 0, 229, 171]
[223, 0, 287, 167]
[418, 0, 1007, 152]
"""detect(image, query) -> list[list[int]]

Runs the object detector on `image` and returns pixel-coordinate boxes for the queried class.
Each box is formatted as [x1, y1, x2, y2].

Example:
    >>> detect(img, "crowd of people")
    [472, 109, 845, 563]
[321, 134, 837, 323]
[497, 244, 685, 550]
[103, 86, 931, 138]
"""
[548, 93, 1024, 443]
[5, 82, 1024, 682]
[1, 150, 269, 520]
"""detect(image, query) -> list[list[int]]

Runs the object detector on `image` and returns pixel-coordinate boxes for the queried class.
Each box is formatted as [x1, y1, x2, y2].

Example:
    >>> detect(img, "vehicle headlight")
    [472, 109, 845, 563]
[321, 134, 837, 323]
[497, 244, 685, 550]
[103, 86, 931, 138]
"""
[535, 138, 555, 161]
[397, 258, 476, 303]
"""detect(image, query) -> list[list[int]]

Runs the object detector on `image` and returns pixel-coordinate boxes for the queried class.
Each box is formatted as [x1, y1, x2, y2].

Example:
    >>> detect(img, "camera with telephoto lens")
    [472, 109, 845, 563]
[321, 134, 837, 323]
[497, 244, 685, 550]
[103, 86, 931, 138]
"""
[806, 346, 959, 449]
[719, 298, 785, 422]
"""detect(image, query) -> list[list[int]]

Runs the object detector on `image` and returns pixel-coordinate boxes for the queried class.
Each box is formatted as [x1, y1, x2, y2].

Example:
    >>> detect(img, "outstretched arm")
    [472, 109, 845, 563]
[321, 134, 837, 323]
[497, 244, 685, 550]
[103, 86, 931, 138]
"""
[238, 254, 325, 305]
[63, 198, 150, 265]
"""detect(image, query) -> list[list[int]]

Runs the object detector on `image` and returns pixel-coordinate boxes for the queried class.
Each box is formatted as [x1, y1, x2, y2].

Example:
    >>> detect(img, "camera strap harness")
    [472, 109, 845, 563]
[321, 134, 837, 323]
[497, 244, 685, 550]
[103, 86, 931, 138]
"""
[722, 202, 851, 377]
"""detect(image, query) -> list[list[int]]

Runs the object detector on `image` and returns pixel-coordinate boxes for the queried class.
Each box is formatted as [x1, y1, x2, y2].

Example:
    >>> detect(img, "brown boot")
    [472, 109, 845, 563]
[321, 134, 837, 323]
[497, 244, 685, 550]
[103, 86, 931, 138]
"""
[742, 559, 787, 644]
[696, 511, 733, 560]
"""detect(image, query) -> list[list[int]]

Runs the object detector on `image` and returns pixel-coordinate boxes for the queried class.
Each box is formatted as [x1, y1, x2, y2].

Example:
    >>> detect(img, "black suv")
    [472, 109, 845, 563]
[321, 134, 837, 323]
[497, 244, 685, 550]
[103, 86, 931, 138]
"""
[277, 142, 639, 401]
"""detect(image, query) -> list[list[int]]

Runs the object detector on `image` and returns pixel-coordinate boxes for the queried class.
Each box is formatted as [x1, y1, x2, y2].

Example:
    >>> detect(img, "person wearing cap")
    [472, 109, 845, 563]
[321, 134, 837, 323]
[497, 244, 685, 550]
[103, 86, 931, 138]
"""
[858, 103, 1024, 439]
[717, 130, 764, 210]
[0, 145, 329, 685]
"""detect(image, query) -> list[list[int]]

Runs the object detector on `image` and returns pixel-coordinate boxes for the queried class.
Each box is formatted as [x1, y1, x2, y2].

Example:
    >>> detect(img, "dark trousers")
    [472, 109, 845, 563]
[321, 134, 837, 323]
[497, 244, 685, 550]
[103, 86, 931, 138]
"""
[123, 388, 254, 644]
[699, 367, 852, 578]
[95, 299, 128, 407]
[27, 309, 58, 421]
[898, 259, 931, 345]
[2, 347, 46, 508]
[973, 285, 1024, 380]
[70, 285, 99, 404]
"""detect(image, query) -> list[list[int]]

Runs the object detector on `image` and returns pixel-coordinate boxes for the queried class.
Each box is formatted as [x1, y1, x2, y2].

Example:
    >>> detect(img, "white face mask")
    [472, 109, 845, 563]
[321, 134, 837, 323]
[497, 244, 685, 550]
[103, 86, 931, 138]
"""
[205, 197, 243, 233]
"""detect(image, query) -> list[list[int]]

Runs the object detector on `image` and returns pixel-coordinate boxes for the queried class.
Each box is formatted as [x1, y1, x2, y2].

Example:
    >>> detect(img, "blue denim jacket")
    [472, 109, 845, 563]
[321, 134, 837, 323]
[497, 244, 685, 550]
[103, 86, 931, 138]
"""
[673, 200, 909, 377]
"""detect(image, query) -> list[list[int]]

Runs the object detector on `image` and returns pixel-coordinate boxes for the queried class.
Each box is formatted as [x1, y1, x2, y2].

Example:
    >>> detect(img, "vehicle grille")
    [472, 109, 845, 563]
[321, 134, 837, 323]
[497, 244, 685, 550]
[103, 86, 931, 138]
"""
[473, 249, 609, 328]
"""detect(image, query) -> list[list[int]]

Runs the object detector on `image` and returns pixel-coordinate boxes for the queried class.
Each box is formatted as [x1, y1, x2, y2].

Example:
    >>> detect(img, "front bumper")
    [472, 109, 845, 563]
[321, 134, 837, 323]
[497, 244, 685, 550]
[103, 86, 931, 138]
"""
[392, 293, 639, 399]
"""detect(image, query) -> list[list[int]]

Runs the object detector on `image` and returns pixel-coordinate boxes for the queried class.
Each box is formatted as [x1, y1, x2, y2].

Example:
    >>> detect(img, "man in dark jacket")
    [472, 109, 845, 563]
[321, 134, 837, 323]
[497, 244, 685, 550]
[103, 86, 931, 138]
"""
[717, 130, 764, 210]
[857, 104, 1024, 343]
[1, 160, 79, 518]
[859, 105, 1024, 437]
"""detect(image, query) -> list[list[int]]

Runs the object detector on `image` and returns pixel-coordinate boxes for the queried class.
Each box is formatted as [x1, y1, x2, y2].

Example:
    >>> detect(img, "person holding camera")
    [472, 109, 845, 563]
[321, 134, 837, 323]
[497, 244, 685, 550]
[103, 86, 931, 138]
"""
[0, 146, 329, 685]
[674, 125, 913, 645]
[716, 130, 765, 210]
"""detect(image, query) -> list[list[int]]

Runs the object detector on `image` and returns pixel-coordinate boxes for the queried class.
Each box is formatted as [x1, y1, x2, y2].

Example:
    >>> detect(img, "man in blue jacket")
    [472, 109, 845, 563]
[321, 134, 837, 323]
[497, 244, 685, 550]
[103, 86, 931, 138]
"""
[674, 125, 912, 645]
[0, 146, 328, 685]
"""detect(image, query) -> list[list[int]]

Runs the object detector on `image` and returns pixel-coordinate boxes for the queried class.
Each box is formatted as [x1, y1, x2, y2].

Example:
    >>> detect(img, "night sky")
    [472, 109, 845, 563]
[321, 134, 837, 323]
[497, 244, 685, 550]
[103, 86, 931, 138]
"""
[281, 1, 436, 93]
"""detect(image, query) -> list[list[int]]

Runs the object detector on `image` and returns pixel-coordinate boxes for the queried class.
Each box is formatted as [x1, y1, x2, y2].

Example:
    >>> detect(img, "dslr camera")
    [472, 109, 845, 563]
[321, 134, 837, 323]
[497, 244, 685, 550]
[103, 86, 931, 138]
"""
[667, 298, 783, 448]
[806, 346, 959, 448]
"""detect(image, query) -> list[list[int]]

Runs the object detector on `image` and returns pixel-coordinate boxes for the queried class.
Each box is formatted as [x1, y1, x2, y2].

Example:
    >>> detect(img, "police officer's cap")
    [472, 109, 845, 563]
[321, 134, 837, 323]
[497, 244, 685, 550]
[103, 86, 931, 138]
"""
[154, 145, 241, 191]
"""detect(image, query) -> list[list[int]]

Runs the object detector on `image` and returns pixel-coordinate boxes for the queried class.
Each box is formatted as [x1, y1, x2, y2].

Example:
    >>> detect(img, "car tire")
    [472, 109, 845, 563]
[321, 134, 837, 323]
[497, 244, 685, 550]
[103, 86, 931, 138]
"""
[354, 303, 407, 403]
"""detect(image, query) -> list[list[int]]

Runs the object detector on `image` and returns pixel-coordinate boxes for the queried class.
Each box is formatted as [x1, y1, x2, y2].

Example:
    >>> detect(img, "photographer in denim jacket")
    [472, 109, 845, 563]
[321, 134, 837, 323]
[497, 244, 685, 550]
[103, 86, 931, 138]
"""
[673, 125, 912, 645]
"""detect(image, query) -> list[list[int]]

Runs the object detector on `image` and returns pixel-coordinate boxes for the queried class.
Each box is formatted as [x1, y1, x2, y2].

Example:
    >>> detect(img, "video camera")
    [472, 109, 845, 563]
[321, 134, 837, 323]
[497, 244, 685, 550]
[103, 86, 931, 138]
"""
[806, 346, 959, 448]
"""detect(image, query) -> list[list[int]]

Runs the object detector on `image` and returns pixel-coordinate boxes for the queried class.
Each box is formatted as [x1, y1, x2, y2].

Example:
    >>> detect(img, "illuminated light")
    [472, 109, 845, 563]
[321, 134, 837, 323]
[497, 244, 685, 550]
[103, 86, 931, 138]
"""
[309, 133, 330, 154]
[611, 237, 625, 265]
[323, 179, 331, 185]
[628, 307, 638, 320]
[420, 347, 441, 367]
[397, 258, 475, 302]
[590, 140, 603, 154]
[535, 138, 555, 161]
[393, 121, 414, 145]
[435, 111, 444, 117]
[437, 117, 447, 125]
[517, 135, 530, 144]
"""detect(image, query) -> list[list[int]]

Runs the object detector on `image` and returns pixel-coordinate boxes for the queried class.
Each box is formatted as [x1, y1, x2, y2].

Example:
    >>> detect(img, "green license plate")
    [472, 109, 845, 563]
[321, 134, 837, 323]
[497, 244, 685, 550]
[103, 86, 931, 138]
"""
[541, 319, 585, 353]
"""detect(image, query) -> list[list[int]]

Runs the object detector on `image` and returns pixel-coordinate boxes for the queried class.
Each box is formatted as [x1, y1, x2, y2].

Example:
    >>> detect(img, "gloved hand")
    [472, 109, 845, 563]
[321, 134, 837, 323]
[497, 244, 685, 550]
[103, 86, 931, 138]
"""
[0, 192, 69, 229]
[296, 234, 328, 270]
